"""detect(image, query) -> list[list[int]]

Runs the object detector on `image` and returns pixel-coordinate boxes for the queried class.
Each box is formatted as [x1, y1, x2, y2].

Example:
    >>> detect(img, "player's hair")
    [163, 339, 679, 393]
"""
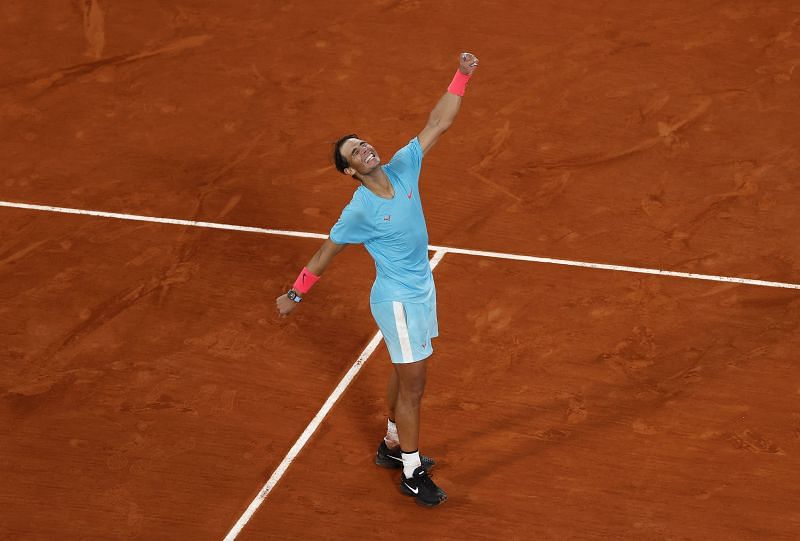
[333, 133, 359, 177]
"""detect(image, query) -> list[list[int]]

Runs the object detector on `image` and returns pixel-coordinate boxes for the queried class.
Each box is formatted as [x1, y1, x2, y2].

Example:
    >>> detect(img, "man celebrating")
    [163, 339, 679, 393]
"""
[276, 52, 479, 507]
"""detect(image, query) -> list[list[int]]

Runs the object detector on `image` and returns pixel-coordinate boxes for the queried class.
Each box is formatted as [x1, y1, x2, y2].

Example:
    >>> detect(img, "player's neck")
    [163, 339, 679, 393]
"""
[359, 168, 394, 199]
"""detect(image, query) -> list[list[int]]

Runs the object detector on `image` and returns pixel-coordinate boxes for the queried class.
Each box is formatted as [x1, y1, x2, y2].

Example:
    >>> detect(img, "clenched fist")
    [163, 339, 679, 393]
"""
[276, 293, 297, 318]
[458, 52, 479, 76]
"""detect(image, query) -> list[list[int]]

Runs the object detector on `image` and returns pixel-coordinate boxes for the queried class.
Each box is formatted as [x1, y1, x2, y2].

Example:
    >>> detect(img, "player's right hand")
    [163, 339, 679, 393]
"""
[276, 294, 297, 318]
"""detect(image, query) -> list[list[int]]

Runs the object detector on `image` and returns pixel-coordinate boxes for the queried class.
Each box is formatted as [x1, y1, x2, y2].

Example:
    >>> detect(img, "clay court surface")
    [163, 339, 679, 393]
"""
[2, 1, 800, 539]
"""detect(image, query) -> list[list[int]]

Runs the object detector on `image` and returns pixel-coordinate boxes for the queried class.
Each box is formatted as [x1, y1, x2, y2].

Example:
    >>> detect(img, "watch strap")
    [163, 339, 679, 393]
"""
[287, 289, 302, 303]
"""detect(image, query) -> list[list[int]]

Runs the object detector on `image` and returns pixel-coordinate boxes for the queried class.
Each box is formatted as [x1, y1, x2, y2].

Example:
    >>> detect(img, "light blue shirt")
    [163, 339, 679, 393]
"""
[330, 138, 433, 303]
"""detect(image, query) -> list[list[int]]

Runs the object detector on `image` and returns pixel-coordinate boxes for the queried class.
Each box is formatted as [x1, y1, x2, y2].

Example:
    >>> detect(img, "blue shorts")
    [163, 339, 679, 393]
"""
[371, 294, 438, 364]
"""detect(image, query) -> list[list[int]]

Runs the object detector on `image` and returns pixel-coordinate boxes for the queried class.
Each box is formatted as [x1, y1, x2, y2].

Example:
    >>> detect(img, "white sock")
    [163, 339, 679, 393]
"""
[401, 450, 421, 479]
[384, 418, 399, 448]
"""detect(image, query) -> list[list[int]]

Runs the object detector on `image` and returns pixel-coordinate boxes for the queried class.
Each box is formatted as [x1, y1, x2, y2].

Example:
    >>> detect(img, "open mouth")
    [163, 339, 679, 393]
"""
[365, 151, 377, 165]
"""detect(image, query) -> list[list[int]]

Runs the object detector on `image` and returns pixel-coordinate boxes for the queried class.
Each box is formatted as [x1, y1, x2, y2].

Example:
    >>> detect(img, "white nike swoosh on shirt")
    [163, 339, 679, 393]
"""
[404, 483, 419, 494]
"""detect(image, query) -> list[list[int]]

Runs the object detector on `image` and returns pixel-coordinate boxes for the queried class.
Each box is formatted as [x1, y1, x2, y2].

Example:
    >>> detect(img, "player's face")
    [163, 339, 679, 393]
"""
[341, 138, 381, 174]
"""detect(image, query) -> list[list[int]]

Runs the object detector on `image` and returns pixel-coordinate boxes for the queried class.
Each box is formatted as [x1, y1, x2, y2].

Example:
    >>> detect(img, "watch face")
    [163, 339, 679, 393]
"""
[288, 290, 301, 302]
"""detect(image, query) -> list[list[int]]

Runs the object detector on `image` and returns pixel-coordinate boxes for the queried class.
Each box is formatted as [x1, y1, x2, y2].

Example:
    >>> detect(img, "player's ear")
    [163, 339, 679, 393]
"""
[344, 166, 356, 176]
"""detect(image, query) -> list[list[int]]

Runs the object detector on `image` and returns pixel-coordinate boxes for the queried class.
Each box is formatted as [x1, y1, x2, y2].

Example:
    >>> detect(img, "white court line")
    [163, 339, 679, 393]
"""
[431, 245, 800, 290]
[221, 250, 447, 541]
[0, 200, 328, 240]
[2, 199, 799, 290]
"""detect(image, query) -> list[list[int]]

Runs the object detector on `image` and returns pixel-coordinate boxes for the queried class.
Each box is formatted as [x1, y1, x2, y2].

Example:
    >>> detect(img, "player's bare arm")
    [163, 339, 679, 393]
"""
[417, 52, 479, 156]
[276, 238, 346, 317]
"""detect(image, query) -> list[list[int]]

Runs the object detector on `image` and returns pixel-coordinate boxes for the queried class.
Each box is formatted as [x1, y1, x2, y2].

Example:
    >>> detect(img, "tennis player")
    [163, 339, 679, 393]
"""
[276, 51, 479, 507]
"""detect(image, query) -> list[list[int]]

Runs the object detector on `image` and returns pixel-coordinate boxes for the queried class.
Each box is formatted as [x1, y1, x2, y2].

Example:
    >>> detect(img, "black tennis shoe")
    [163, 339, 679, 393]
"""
[374, 441, 436, 470]
[400, 466, 447, 507]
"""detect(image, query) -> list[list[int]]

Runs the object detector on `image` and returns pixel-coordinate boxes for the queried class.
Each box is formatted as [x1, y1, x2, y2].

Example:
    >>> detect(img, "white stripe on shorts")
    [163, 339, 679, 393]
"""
[392, 301, 414, 362]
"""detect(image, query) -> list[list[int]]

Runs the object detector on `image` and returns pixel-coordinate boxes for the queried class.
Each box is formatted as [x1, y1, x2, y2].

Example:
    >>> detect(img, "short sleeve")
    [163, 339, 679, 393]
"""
[386, 138, 423, 179]
[329, 201, 375, 245]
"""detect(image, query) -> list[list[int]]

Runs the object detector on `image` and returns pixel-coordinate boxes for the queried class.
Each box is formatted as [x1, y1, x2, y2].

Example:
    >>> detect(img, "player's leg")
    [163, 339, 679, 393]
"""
[394, 358, 446, 506]
[371, 301, 436, 472]
[391, 298, 436, 453]
[393, 358, 427, 453]
[376, 363, 435, 469]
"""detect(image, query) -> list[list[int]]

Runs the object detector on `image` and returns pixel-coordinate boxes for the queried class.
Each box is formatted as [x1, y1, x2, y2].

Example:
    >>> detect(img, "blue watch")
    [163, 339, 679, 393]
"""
[287, 289, 302, 303]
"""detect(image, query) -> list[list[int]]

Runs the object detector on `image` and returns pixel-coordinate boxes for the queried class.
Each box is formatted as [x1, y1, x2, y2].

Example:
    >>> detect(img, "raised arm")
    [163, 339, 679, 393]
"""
[276, 238, 346, 317]
[417, 52, 479, 156]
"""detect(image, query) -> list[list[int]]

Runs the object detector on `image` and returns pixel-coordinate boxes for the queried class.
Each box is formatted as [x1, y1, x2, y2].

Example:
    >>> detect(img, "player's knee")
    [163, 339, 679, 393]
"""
[399, 377, 426, 403]
[402, 388, 425, 405]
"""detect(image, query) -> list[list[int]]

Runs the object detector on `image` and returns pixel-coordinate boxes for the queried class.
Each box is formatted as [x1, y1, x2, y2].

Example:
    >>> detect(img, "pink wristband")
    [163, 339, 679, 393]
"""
[447, 70, 471, 96]
[292, 267, 320, 294]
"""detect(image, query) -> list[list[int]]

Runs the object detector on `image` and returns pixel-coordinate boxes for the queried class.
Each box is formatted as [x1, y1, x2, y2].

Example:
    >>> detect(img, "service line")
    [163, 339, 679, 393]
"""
[2, 200, 799, 290]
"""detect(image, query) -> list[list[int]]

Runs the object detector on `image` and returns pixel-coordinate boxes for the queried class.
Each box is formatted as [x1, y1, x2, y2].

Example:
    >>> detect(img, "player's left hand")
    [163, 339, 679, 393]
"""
[458, 52, 479, 76]
[276, 293, 297, 318]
